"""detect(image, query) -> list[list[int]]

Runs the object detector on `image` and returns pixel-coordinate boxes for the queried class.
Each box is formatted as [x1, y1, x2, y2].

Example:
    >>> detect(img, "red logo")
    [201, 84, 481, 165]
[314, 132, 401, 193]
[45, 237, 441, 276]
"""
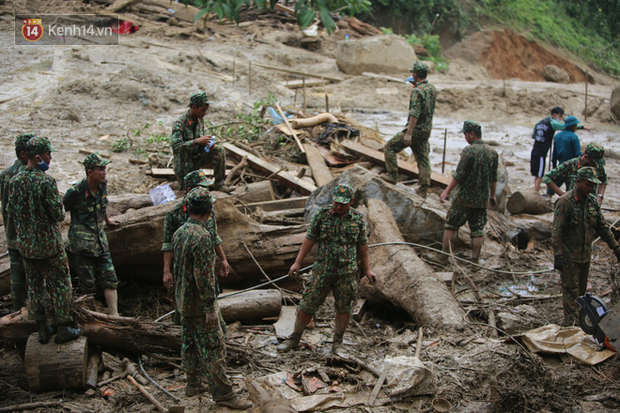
[21, 19, 43, 42]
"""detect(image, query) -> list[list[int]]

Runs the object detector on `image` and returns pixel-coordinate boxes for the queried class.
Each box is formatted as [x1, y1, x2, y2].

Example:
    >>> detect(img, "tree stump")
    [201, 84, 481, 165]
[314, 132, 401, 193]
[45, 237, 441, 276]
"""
[507, 191, 553, 215]
[24, 333, 88, 392]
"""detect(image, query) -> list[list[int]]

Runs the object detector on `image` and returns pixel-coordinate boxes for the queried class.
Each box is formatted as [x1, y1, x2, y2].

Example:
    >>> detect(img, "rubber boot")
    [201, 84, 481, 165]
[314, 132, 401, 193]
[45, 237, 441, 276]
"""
[331, 332, 345, 356]
[382, 173, 398, 185]
[185, 371, 209, 396]
[415, 185, 428, 198]
[104, 288, 118, 316]
[277, 332, 302, 352]
[37, 321, 54, 344]
[217, 395, 253, 410]
[55, 323, 81, 344]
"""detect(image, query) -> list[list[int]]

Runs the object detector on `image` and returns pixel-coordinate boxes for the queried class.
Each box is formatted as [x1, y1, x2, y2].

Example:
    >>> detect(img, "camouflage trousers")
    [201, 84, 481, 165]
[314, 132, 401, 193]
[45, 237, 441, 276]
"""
[384, 130, 431, 187]
[560, 261, 590, 326]
[299, 270, 357, 314]
[9, 248, 26, 310]
[181, 315, 234, 401]
[23, 250, 73, 324]
[445, 205, 487, 237]
[174, 144, 226, 190]
[72, 252, 118, 294]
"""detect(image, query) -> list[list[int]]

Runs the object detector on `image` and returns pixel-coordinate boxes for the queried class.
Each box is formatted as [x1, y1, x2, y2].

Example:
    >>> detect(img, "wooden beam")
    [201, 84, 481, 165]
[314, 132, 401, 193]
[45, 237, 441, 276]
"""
[236, 197, 308, 213]
[252, 63, 342, 83]
[340, 140, 451, 188]
[303, 143, 333, 187]
[276, 103, 305, 154]
[286, 79, 324, 89]
[224, 143, 317, 195]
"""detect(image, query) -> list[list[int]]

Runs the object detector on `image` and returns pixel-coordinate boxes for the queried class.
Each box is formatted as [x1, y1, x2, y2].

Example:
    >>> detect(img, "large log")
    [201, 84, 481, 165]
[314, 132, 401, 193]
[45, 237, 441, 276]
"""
[25, 334, 88, 392]
[0, 290, 284, 354]
[506, 191, 553, 215]
[303, 143, 334, 187]
[361, 199, 468, 331]
[105, 197, 314, 283]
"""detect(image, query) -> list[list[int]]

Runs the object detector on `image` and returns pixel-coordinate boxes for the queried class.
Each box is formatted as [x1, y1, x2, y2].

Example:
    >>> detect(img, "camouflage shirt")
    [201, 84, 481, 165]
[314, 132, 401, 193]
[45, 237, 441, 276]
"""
[306, 206, 368, 275]
[542, 157, 608, 191]
[0, 160, 26, 249]
[172, 217, 218, 318]
[8, 166, 65, 259]
[63, 178, 110, 256]
[452, 140, 499, 208]
[170, 111, 206, 181]
[161, 198, 221, 252]
[552, 187, 618, 263]
[406, 80, 436, 139]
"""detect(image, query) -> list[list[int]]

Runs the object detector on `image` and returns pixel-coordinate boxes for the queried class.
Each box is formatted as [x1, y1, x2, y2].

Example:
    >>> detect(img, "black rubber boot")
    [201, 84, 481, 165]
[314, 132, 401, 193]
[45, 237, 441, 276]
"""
[55, 324, 81, 344]
[277, 332, 302, 351]
[37, 321, 54, 344]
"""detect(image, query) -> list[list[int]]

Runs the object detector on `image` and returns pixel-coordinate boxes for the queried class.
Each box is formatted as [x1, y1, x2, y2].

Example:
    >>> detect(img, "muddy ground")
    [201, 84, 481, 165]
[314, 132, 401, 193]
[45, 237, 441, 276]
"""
[1, 1, 620, 412]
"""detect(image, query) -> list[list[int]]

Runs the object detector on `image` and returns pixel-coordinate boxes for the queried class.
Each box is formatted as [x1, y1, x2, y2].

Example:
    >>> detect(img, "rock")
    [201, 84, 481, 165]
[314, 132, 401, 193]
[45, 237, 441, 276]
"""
[541, 65, 570, 83]
[611, 85, 620, 122]
[335, 35, 415, 75]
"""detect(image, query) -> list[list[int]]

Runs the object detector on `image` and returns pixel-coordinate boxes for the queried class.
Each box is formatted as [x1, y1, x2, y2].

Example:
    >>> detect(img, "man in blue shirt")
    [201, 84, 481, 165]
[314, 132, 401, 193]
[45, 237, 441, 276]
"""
[531, 107, 564, 192]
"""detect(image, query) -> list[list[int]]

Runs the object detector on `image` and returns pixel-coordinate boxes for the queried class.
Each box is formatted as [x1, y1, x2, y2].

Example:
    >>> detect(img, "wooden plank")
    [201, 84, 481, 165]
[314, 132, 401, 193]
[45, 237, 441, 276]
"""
[252, 63, 342, 83]
[148, 168, 217, 178]
[367, 367, 390, 406]
[224, 143, 317, 195]
[340, 140, 451, 188]
[303, 143, 333, 187]
[286, 79, 324, 89]
[276, 103, 305, 154]
[236, 196, 308, 213]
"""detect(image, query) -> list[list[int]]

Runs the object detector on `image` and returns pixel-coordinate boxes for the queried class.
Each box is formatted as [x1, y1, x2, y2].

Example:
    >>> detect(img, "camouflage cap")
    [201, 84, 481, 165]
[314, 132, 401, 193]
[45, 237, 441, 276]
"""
[411, 61, 428, 76]
[585, 143, 605, 167]
[186, 186, 216, 211]
[577, 166, 602, 184]
[26, 136, 56, 155]
[184, 170, 214, 189]
[83, 153, 110, 170]
[333, 184, 354, 204]
[15, 133, 35, 149]
[459, 120, 481, 133]
[189, 91, 211, 107]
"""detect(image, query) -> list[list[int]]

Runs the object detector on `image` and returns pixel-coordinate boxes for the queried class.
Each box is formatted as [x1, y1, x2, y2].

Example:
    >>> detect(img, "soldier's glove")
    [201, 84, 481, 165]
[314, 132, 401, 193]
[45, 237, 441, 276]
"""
[205, 311, 218, 329]
[614, 246, 620, 262]
[554, 255, 566, 271]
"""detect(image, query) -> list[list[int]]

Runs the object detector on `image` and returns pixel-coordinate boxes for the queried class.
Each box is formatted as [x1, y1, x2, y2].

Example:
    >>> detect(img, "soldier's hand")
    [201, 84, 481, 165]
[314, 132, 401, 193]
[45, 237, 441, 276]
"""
[554, 255, 566, 271]
[196, 135, 214, 146]
[220, 259, 230, 278]
[205, 311, 218, 328]
[489, 196, 497, 208]
[439, 190, 450, 203]
[106, 219, 121, 227]
[365, 270, 378, 285]
[403, 133, 412, 147]
[163, 271, 173, 290]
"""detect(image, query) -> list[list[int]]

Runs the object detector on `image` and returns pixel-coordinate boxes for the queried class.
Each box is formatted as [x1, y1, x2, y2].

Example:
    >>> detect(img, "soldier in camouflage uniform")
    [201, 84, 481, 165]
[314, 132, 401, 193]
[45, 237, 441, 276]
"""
[170, 91, 231, 192]
[162, 170, 229, 326]
[383, 61, 437, 196]
[0, 133, 34, 310]
[278, 184, 377, 355]
[172, 187, 252, 410]
[543, 143, 607, 205]
[552, 167, 620, 326]
[63, 153, 121, 316]
[440, 121, 499, 268]
[8, 137, 81, 344]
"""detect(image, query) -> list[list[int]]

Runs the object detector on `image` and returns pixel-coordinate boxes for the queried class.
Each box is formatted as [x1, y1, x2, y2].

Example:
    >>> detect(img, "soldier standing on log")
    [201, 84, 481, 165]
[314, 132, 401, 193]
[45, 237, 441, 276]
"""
[8, 137, 81, 344]
[278, 184, 377, 355]
[63, 153, 121, 316]
[172, 186, 252, 409]
[0, 133, 33, 311]
[383, 61, 437, 197]
[552, 167, 620, 326]
[440, 121, 498, 270]
[170, 91, 232, 193]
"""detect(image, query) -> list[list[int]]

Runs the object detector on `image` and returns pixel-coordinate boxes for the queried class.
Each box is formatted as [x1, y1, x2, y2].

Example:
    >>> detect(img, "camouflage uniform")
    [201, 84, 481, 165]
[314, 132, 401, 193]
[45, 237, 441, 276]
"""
[384, 62, 436, 187]
[0, 133, 33, 309]
[445, 121, 499, 237]
[7, 137, 73, 324]
[552, 167, 619, 324]
[63, 168, 118, 294]
[170, 92, 225, 190]
[543, 143, 607, 194]
[172, 187, 234, 401]
[299, 202, 369, 315]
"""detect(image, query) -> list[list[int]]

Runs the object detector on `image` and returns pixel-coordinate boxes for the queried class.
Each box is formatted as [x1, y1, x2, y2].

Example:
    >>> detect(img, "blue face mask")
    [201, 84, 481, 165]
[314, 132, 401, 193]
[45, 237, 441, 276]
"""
[37, 158, 50, 172]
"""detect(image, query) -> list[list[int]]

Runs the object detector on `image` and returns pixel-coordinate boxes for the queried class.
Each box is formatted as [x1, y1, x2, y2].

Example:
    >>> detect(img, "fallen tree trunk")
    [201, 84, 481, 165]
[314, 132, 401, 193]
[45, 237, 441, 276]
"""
[506, 191, 553, 215]
[361, 199, 468, 331]
[219, 290, 282, 322]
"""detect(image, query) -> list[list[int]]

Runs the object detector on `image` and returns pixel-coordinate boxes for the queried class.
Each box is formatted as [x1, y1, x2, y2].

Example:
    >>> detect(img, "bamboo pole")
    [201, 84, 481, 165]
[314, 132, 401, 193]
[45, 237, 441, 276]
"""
[302, 77, 306, 109]
[442, 128, 447, 174]
[128, 375, 167, 412]
[275, 103, 305, 154]
[249, 62, 252, 97]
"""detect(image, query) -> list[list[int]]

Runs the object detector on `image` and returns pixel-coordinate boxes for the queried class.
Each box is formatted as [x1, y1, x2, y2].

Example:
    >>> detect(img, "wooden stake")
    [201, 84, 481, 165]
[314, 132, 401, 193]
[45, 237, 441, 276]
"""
[128, 375, 167, 412]
[232, 56, 235, 88]
[368, 367, 390, 406]
[248, 62, 252, 97]
[302, 77, 306, 109]
[442, 128, 447, 174]
[275, 102, 305, 154]
[584, 69, 588, 121]
[415, 327, 424, 359]
[501, 64, 508, 112]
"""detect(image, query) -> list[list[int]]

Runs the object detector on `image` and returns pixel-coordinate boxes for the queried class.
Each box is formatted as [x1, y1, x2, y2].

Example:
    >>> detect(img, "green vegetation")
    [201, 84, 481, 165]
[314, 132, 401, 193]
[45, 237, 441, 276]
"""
[112, 122, 170, 158]
[381, 27, 449, 72]
[191, 0, 371, 33]
[207, 93, 277, 142]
